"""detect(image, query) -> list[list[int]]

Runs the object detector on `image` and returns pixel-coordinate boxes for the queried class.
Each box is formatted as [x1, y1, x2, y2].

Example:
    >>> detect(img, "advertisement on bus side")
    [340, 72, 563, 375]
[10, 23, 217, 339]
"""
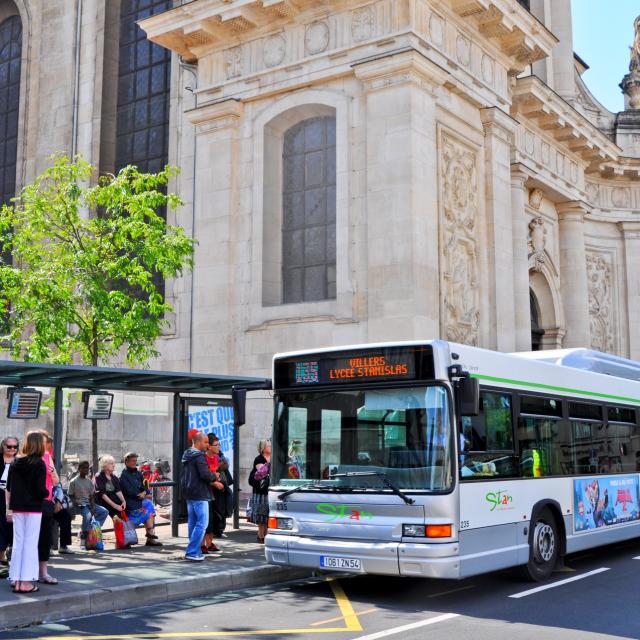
[573, 475, 640, 533]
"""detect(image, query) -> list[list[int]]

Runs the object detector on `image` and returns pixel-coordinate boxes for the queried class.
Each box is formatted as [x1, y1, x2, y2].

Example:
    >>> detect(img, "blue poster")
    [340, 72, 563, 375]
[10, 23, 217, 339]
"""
[188, 404, 234, 478]
[573, 475, 640, 532]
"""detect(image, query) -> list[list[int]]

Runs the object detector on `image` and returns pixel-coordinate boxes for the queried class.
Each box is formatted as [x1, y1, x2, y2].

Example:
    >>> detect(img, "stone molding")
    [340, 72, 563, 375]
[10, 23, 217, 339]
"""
[480, 106, 518, 144]
[618, 221, 640, 238]
[556, 200, 589, 223]
[512, 75, 620, 170]
[353, 50, 448, 95]
[186, 99, 244, 134]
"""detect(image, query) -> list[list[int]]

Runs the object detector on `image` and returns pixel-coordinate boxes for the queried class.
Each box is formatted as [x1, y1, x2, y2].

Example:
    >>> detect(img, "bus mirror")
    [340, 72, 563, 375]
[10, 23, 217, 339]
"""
[232, 387, 247, 427]
[456, 377, 480, 416]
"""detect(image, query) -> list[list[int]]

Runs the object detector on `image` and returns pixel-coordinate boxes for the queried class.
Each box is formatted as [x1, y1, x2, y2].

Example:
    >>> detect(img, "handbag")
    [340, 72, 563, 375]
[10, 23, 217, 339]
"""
[85, 517, 104, 551]
[114, 511, 138, 548]
[245, 498, 253, 523]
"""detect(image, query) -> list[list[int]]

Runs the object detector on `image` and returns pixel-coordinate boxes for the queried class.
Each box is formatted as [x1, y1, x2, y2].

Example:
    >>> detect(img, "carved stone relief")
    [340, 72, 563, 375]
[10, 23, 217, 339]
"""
[440, 134, 480, 345]
[587, 252, 615, 353]
[351, 6, 374, 42]
[224, 46, 243, 79]
[429, 12, 444, 47]
[263, 34, 286, 68]
[305, 21, 330, 55]
[585, 182, 600, 205]
[456, 35, 471, 67]
[528, 216, 547, 272]
[481, 54, 494, 84]
[611, 186, 630, 208]
[528, 188, 543, 210]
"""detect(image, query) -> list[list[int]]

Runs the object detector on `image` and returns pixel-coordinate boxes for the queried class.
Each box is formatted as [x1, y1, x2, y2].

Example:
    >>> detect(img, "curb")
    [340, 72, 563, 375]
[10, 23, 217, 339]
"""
[1, 565, 312, 631]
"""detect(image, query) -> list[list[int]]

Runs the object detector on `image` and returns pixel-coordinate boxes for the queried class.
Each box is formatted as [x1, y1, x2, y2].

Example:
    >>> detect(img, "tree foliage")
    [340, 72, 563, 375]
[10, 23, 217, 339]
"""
[0, 156, 195, 367]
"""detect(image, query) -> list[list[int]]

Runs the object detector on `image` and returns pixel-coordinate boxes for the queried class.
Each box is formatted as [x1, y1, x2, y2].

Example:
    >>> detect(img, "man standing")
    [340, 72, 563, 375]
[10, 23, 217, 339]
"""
[181, 432, 215, 561]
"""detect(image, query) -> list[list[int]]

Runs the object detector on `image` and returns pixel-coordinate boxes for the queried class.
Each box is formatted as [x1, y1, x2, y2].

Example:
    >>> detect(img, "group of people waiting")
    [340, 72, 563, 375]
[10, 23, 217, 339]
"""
[0, 431, 168, 594]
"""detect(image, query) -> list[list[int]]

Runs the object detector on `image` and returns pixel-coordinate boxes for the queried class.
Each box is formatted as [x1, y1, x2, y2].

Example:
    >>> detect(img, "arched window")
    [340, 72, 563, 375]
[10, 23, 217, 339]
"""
[0, 14, 21, 212]
[530, 289, 544, 351]
[282, 116, 336, 303]
[116, 0, 172, 176]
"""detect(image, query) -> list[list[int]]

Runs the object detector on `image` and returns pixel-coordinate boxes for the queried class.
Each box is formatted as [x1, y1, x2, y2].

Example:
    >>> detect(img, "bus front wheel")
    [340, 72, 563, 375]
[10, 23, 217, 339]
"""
[521, 508, 559, 582]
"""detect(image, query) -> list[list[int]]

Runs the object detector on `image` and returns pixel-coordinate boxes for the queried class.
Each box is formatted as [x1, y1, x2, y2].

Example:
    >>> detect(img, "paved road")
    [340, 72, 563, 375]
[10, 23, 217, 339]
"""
[5, 538, 640, 640]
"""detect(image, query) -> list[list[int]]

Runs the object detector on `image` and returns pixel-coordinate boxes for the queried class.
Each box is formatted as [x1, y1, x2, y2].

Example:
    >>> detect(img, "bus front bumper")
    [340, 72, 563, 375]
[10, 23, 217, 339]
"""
[265, 534, 461, 579]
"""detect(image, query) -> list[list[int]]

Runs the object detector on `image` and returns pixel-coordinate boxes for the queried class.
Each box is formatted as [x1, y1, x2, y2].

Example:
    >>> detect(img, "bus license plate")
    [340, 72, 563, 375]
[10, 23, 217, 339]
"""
[320, 556, 361, 571]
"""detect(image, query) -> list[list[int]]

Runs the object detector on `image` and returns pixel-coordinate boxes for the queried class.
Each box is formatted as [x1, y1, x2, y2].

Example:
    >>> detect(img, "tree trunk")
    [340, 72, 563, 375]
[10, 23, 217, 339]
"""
[92, 418, 98, 475]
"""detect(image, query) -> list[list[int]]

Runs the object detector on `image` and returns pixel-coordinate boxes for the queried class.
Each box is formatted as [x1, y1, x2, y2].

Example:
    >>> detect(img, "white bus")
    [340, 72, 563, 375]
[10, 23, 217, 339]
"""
[264, 340, 640, 581]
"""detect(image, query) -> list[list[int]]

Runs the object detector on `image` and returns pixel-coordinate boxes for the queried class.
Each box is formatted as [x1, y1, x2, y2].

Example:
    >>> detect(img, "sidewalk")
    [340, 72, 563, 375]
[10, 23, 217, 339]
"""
[0, 521, 310, 631]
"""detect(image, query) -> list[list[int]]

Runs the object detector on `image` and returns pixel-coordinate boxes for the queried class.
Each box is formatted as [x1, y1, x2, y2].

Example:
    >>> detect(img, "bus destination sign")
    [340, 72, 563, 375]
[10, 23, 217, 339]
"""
[276, 346, 434, 388]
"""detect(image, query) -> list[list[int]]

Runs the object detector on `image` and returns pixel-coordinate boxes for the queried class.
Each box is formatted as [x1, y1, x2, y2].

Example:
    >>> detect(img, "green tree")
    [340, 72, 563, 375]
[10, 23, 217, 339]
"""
[0, 156, 195, 470]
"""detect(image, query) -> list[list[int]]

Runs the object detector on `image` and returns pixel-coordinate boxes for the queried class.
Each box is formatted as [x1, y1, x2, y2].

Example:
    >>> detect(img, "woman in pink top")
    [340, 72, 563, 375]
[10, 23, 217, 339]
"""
[37, 432, 59, 585]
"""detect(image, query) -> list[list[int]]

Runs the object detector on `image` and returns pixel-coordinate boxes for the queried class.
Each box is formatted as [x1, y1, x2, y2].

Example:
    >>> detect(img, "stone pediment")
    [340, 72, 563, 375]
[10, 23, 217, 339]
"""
[512, 75, 620, 169]
[573, 70, 615, 131]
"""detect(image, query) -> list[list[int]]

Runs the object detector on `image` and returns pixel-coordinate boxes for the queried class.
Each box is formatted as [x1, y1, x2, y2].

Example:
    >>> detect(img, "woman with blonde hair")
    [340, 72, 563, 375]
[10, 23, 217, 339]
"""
[94, 455, 126, 524]
[6, 430, 48, 593]
[248, 439, 271, 543]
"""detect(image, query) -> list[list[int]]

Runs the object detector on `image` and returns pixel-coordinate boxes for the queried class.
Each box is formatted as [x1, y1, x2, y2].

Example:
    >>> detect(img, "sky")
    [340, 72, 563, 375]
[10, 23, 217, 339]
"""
[571, 0, 638, 113]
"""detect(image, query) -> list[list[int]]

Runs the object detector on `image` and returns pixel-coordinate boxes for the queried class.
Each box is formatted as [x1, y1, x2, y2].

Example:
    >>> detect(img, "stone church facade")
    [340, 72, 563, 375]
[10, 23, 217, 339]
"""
[0, 0, 639, 467]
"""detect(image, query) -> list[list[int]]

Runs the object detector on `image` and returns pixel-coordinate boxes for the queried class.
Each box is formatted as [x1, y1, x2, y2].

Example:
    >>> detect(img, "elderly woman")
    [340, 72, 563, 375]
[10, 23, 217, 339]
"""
[94, 455, 126, 523]
[0, 436, 19, 566]
[248, 439, 271, 543]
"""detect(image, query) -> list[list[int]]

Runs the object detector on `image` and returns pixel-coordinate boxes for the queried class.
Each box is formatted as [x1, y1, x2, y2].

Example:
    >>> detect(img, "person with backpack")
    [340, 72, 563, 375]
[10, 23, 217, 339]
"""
[181, 432, 215, 561]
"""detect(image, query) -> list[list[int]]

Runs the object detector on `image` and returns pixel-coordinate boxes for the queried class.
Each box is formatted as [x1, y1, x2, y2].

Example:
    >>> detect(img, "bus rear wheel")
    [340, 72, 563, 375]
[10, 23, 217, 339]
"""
[521, 508, 559, 582]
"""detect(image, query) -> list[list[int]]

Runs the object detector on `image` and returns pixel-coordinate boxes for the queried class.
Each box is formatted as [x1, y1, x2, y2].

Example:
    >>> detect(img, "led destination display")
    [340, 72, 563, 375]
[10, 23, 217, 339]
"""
[274, 345, 434, 389]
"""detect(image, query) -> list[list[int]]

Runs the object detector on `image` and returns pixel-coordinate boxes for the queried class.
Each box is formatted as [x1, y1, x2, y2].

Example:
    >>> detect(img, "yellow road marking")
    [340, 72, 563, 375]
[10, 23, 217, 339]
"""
[310, 607, 378, 627]
[33, 578, 363, 640]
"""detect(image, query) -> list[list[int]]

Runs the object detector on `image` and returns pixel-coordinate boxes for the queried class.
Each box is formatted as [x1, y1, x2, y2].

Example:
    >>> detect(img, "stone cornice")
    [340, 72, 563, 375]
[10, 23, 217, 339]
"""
[186, 99, 244, 134]
[445, 0, 557, 72]
[618, 221, 640, 238]
[480, 106, 518, 143]
[556, 200, 589, 222]
[512, 75, 620, 168]
[597, 156, 640, 182]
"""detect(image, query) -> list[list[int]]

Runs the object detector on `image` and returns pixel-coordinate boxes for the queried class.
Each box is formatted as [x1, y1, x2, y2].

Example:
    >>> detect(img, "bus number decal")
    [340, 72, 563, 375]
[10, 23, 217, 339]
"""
[459, 520, 470, 530]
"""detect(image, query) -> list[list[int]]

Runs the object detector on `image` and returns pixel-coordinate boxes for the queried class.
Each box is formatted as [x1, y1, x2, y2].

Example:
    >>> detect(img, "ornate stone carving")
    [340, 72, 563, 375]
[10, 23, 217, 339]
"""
[587, 252, 615, 353]
[305, 21, 330, 55]
[440, 134, 480, 345]
[351, 6, 374, 42]
[525, 130, 535, 155]
[429, 12, 444, 47]
[620, 16, 640, 109]
[611, 186, 630, 208]
[481, 54, 494, 84]
[630, 15, 640, 72]
[263, 34, 286, 68]
[224, 46, 243, 79]
[585, 181, 600, 205]
[528, 188, 543, 210]
[528, 216, 547, 272]
[456, 35, 471, 67]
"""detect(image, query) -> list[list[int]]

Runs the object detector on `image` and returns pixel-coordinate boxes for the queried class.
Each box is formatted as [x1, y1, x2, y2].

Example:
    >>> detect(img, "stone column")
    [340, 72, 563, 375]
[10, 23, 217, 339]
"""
[481, 108, 518, 352]
[549, 0, 576, 102]
[511, 166, 532, 352]
[186, 99, 244, 373]
[619, 222, 640, 359]
[557, 201, 590, 348]
[354, 52, 446, 342]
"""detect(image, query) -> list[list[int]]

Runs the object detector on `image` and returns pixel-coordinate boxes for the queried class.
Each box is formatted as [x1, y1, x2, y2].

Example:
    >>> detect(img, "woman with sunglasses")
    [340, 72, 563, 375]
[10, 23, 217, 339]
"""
[0, 436, 19, 566]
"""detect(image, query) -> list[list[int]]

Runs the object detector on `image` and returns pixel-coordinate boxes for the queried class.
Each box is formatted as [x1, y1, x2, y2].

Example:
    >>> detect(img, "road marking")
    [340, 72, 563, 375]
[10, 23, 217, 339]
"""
[350, 613, 460, 640]
[311, 607, 378, 626]
[427, 584, 475, 598]
[508, 567, 610, 599]
[633, 556, 640, 560]
[33, 578, 363, 639]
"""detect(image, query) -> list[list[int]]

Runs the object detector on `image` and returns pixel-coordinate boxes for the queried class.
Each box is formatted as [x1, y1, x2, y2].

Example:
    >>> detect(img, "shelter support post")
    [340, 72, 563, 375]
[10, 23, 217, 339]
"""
[53, 387, 63, 471]
[172, 392, 181, 538]
[233, 421, 240, 529]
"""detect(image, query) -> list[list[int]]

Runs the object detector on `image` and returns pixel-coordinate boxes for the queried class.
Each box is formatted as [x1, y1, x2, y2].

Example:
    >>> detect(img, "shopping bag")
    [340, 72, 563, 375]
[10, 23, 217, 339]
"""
[85, 517, 104, 552]
[114, 512, 138, 548]
[246, 498, 253, 523]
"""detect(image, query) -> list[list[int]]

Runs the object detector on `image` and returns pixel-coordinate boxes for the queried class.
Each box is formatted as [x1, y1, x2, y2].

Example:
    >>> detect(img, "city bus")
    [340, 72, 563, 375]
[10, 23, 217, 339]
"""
[264, 340, 640, 581]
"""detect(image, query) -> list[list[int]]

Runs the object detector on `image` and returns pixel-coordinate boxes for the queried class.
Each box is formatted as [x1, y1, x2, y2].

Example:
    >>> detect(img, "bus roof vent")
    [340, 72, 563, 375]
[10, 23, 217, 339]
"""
[512, 348, 640, 382]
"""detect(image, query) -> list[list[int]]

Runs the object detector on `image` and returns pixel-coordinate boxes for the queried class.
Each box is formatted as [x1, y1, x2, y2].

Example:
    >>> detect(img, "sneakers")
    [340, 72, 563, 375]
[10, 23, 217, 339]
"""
[207, 544, 221, 553]
[59, 546, 74, 554]
[145, 539, 163, 547]
[185, 554, 205, 562]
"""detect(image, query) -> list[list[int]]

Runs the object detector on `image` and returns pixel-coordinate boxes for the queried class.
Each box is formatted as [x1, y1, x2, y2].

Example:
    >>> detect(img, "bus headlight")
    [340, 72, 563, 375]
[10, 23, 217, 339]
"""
[268, 516, 294, 530]
[403, 524, 453, 538]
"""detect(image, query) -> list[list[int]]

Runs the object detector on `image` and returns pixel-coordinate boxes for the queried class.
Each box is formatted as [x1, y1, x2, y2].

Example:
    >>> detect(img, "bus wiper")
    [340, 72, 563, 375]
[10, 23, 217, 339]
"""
[329, 471, 415, 505]
[277, 482, 341, 500]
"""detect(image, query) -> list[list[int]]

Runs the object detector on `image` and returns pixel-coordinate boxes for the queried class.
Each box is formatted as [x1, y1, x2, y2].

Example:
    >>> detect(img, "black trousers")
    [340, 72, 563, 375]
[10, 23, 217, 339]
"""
[38, 511, 54, 562]
[53, 508, 72, 547]
[0, 503, 12, 552]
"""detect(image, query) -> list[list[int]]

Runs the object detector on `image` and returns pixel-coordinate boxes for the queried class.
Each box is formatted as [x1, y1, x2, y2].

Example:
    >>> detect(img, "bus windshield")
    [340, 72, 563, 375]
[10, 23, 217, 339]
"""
[272, 385, 452, 492]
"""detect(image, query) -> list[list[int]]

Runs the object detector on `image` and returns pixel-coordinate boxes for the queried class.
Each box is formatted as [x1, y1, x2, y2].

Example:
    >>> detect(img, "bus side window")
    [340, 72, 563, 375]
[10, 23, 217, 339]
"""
[460, 391, 517, 479]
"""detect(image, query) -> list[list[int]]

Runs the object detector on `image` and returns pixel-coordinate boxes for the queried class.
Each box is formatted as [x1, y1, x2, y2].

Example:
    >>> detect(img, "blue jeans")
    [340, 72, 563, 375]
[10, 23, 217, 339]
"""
[186, 500, 209, 557]
[79, 505, 109, 532]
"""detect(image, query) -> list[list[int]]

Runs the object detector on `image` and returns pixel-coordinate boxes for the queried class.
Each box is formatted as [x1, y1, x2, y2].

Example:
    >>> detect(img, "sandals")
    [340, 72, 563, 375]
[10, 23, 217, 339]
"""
[13, 584, 40, 593]
[38, 575, 58, 585]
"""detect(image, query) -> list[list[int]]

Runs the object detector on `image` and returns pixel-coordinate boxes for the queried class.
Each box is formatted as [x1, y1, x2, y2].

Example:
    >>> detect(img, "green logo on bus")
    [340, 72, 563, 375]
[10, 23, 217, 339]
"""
[486, 490, 513, 512]
[316, 503, 373, 523]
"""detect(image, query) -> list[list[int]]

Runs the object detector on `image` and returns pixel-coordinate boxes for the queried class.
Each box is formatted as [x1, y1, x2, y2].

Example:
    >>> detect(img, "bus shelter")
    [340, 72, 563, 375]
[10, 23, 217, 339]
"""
[0, 360, 270, 535]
